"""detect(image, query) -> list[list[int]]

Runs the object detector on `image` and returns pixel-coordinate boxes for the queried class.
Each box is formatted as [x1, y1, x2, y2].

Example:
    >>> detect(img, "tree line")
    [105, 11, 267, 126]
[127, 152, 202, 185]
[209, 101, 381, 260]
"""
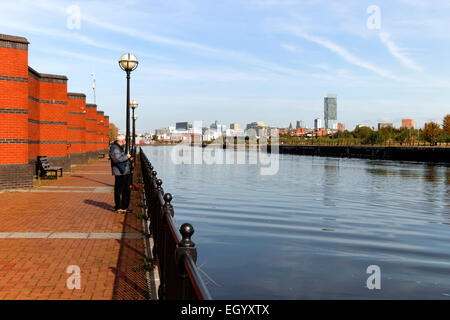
[280, 114, 450, 146]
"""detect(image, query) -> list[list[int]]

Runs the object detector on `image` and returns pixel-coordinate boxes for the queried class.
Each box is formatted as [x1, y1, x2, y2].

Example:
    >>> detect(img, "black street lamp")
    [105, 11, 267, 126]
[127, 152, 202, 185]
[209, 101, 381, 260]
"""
[133, 114, 138, 154]
[130, 99, 138, 156]
[118, 53, 138, 154]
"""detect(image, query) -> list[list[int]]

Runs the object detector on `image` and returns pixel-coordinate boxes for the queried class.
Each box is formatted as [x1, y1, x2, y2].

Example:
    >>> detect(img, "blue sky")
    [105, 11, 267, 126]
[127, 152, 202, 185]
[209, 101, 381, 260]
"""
[0, 0, 449, 132]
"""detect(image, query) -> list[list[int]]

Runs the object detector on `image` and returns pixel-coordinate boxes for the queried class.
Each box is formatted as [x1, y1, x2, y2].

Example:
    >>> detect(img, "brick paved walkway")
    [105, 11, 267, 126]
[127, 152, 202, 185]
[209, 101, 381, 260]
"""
[0, 159, 156, 300]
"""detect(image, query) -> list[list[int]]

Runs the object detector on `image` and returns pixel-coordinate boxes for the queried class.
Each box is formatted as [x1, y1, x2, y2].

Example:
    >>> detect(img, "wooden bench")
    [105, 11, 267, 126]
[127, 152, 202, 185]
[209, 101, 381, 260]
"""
[37, 156, 63, 178]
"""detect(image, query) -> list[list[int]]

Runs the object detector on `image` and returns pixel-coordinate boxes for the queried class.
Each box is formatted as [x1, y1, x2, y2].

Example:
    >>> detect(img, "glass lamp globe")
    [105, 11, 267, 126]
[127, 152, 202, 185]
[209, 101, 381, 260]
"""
[130, 100, 138, 109]
[119, 53, 138, 71]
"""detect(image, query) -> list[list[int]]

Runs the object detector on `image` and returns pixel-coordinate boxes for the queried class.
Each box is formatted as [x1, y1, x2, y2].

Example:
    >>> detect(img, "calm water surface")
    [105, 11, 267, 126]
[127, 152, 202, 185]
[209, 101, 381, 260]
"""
[142, 146, 450, 299]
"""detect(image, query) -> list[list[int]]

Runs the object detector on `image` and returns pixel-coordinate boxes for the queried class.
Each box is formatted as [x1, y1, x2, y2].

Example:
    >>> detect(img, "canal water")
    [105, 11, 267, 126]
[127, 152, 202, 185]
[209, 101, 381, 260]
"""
[142, 146, 450, 299]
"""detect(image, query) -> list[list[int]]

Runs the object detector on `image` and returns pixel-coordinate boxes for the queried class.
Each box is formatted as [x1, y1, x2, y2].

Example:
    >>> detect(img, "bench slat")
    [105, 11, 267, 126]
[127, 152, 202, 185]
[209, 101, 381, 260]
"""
[37, 156, 63, 178]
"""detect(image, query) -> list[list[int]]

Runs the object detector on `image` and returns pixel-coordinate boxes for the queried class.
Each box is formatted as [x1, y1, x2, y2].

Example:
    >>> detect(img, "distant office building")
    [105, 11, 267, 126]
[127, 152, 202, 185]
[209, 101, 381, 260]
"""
[324, 94, 337, 130]
[176, 122, 189, 131]
[401, 119, 415, 129]
[378, 123, 393, 130]
[296, 120, 306, 129]
[155, 128, 170, 140]
[230, 123, 239, 130]
[246, 121, 266, 130]
[210, 120, 226, 133]
[202, 127, 215, 141]
[246, 121, 276, 137]
[314, 118, 322, 130]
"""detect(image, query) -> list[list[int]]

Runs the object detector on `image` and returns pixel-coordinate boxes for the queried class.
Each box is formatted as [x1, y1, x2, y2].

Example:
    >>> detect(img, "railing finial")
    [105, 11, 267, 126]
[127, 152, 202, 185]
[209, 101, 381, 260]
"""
[156, 179, 163, 193]
[163, 192, 174, 217]
[177, 223, 197, 264]
[179, 223, 195, 248]
[163, 192, 172, 204]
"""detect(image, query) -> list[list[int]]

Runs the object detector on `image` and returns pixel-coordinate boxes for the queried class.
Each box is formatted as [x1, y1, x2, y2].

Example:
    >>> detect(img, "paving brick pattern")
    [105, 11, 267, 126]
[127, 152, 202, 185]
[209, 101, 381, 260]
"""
[0, 159, 151, 300]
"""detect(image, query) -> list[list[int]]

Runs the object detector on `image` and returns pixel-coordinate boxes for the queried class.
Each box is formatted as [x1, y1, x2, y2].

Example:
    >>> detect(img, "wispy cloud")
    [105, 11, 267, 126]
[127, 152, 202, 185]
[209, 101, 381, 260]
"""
[379, 32, 422, 72]
[313, 63, 328, 70]
[78, 13, 319, 79]
[0, 18, 168, 61]
[34, 47, 114, 66]
[280, 43, 303, 53]
[2, 0, 335, 82]
[286, 26, 402, 81]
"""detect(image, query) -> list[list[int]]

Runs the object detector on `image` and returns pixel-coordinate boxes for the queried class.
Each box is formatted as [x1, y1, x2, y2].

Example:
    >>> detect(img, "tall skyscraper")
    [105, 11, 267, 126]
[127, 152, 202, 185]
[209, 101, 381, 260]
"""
[324, 94, 337, 130]
[314, 118, 322, 130]
[296, 120, 306, 129]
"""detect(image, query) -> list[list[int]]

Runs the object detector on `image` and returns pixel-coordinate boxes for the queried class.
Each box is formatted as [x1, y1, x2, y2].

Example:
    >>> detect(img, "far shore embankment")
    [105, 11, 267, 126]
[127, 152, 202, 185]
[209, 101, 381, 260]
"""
[274, 145, 449, 164]
[142, 143, 449, 164]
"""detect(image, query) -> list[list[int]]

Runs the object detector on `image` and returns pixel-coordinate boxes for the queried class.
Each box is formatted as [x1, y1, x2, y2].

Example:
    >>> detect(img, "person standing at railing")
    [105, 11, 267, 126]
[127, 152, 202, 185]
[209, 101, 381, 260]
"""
[109, 134, 133, 214]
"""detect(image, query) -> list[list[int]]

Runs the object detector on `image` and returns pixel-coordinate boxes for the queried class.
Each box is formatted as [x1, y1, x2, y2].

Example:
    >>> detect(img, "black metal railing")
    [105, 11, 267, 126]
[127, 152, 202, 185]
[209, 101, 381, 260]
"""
[139, 147, 212, 300]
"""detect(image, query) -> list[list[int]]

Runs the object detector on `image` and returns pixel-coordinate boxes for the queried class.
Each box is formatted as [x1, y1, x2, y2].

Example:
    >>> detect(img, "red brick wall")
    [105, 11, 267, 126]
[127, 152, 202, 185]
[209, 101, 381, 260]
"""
[85, 104, 97, 152]
[28, 74, 40, 160]
[103, 116, 110, 150]
[28, 68, 68, 158]
[0, 35, 29, 165]
[96, 111, 104, 151]
[67, 93, 87, 155]
[1, 33, 111, 186]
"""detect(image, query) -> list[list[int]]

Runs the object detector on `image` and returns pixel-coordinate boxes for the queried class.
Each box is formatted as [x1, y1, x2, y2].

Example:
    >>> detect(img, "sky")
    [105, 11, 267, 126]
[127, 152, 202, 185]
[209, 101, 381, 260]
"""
[0, 0, 449, 133]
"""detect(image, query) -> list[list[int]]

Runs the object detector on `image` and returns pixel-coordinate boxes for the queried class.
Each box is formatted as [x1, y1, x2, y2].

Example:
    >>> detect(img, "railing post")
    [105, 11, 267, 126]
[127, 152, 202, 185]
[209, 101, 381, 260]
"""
[158, 192, 172, 300]
[140, 150, 212, 300]
[163, 192, 174, 217]
[156, 179, 164, 194]
[176, 223, 197, 299]
[150, 171, 160, 263]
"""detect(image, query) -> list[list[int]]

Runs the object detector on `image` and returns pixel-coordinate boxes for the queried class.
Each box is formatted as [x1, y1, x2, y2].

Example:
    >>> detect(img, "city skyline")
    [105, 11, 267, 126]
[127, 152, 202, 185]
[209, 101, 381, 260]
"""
[1, 0, 449, 133]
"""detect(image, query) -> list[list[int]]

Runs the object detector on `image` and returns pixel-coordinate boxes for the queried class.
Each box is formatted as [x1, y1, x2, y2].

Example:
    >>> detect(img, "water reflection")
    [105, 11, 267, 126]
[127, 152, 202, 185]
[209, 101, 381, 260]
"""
[143, 147, 450, 299]
[424, 165, 440, 183]
[322, 158, 340, 207]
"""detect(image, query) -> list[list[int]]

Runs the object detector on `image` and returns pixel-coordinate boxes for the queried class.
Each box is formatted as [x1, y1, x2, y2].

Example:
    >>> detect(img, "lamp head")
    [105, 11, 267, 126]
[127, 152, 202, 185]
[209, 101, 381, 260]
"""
[130, 99, 138, 109]
[119, 53, 138, 72]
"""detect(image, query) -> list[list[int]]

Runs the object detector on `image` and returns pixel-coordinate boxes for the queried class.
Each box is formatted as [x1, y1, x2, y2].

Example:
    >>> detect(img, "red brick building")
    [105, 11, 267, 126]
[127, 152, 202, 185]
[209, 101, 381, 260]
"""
[0, 33, 110, 190]
[279, 128, 328, 137]
[401, 119, 415, 129]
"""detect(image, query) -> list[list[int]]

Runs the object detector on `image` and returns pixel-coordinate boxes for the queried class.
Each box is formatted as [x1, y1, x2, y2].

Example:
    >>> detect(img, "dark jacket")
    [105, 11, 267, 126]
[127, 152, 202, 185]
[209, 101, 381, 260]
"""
[109, 142, 131, 176]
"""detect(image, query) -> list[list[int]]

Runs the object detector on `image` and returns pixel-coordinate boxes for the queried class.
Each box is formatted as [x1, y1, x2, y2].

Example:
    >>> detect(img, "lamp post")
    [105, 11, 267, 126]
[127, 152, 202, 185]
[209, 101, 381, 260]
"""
[130, 99, 138, 156]
[118, 53, 138, 154]
[133, 115, 138, 153]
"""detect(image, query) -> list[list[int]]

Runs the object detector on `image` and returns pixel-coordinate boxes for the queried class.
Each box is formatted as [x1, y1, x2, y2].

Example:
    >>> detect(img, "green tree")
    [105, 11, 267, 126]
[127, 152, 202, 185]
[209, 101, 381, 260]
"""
[422, 122, 442, 145]
[394, 128, 410, 145]
[109, 122, 119, 143]
[365, 131, 387, 145]
[443, 114, 450, 143]
[353, 126, 373, 141]
[444, 114, 450, 136]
